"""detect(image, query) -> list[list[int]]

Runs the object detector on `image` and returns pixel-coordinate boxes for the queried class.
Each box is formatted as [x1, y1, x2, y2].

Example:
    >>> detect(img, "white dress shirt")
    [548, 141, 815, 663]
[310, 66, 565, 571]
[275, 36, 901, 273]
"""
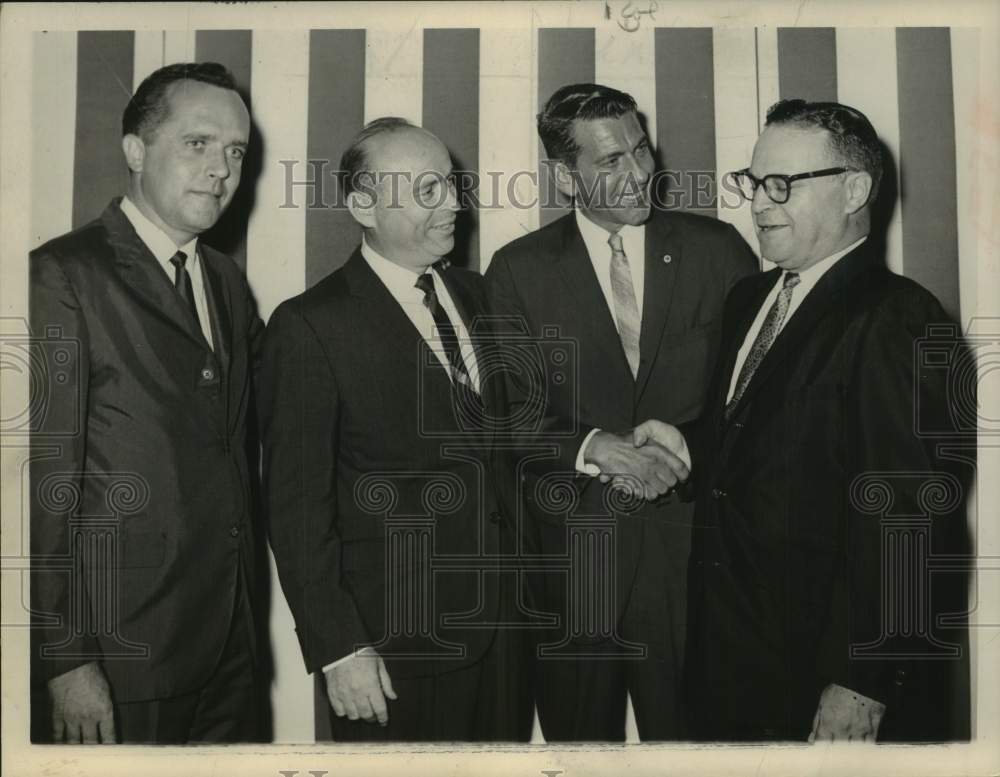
[574, 209, 646, 474]
[323, 239, 480, 674]
[361, 238, 480, 392]
[120, 196, 214, 349]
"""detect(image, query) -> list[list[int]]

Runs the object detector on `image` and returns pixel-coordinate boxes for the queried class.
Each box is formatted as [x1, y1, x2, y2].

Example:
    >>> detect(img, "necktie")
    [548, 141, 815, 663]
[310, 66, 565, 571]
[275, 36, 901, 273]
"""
[725, 271, 801, 421]
[608, 232, 642, 379]
[169, 250, 201, 330]
[414, 271, 477, 393]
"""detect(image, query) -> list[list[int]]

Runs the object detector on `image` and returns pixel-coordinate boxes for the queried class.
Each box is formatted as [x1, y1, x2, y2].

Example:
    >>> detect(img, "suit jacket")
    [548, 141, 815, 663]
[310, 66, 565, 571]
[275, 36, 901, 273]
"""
[29, 199, 264, 703]
[486, 208, 758, 626]
[683, 239, 971, 741]
[258, 250, 524, 680]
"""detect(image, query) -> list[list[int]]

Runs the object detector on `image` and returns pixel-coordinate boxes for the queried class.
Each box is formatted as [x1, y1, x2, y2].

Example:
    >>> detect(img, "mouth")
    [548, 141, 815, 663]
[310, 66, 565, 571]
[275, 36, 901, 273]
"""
[433, 221, 456, 233]
[756, 224, 787, 234]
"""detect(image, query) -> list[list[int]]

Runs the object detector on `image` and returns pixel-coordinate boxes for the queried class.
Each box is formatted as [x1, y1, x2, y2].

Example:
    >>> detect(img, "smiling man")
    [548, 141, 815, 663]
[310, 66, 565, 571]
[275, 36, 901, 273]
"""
[486, 84, 757, 741]
[259, 119, 532, 741]
[30, 62, 264, 744]
[635, 99, 971, 742]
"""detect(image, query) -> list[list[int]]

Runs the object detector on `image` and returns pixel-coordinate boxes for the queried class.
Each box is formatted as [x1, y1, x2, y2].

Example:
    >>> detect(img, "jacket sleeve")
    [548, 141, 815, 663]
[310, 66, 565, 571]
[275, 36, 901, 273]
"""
[257, 302, 370, 673]
[819, 290, 970, 706]
[29, 249, 102, 682]
[485, 249, 595, 475]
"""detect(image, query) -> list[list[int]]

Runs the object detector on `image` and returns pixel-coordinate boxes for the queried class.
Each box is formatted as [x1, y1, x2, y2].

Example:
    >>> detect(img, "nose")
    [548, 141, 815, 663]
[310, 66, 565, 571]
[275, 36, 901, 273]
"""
[750, 182, 772, 215]
[629, 153, 652, 184]
[206, 146, 231, 181]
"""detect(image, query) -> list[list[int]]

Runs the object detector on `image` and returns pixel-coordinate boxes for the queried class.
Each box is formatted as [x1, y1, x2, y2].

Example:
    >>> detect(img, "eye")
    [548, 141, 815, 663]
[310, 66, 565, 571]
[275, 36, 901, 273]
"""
[636, 142, 650, 157]
[228, 147, 246, 161]
[186, 139, 206, 150]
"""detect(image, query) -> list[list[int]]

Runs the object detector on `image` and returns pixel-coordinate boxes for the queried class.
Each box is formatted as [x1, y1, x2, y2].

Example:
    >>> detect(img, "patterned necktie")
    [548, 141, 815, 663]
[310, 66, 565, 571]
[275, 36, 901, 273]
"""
[607, 232, 641, 379]
[725, 271, 801, 421]
[414, 271, 476, 392]
[169, 250, 201, 329]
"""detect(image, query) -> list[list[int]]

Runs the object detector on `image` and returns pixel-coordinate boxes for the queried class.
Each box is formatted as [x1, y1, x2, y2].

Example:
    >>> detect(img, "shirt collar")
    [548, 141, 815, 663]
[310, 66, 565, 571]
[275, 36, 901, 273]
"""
[574, 208, 643, 259]
[791, 235, 867, 286]
[361, 236, 437, 302]
[120, 195, 199, 268]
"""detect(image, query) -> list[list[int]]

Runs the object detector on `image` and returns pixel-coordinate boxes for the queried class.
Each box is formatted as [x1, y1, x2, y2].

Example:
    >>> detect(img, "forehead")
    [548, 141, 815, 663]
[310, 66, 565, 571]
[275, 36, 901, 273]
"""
[368, 128, 451, 176]
[751, 125, 835, 174]
[162, 80, 249, 134]
[572, 112, 645, 157]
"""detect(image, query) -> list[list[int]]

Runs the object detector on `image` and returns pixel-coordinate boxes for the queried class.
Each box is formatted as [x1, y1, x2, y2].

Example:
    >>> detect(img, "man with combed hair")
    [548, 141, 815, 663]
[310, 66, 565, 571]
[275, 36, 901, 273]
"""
[259, 118, 532, 741]
[31, 62, 263, 743]
[486, 83, 758, 741]
[636, 99, 971, 742]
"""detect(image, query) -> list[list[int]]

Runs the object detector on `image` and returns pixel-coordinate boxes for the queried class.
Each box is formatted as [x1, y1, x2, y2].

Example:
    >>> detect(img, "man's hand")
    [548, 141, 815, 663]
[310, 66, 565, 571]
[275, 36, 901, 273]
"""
[633, 419, 689, 462]
[585, 430, 689, 501]
[48, 661, 116, 743]
[323, 648, 397, 726]
[808, 683, 885, 742]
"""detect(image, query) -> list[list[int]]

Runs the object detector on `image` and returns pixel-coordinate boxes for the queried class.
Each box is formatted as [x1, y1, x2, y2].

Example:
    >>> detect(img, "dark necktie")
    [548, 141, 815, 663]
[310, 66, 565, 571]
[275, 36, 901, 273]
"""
[169, 250, 201, 330]
[414, 271, 476, 392]
[725, 271, 801, 421]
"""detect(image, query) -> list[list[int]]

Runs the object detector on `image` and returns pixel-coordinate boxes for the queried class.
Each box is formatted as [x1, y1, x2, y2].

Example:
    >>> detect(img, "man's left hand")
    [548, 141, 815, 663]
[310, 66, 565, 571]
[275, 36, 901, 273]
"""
[808, 683, 885, 742]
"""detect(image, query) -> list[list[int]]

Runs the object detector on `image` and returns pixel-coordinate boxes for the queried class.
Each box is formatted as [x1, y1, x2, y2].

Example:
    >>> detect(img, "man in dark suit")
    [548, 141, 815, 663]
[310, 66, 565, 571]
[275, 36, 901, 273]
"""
[635, 99, 971, 742]
[30, 62, 263, 744]
[485, 83, 758, 740]
[258, 118, 532, 741]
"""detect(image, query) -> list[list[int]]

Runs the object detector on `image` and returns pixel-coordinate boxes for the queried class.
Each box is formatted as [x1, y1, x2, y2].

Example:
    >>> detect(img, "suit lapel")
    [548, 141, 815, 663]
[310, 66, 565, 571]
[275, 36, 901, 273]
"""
[554, 215, 634, 381]
[102, 201, 211, 351]
[729, 243, 874, 417]
[200, 248, 232, 372]
[344, 251, 454, 393]
[635, 211, 681, 400]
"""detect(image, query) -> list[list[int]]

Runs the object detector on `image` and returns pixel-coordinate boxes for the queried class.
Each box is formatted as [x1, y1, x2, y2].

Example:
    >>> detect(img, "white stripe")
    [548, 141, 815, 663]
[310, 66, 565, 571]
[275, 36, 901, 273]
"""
[245, 29, 313, 744]
[162, 30, 196, 65]
[836, 28, 903, 277]
[133, 31, 164, 94]
[364, 26, 422, 125]
[754, 26, 780, 271]
[713, 27, 760, 258]
[951, 27, 982, 328]
[595, 25, 656, 153]
[31, 31, 76, 248]
[479, 25, 536, 273]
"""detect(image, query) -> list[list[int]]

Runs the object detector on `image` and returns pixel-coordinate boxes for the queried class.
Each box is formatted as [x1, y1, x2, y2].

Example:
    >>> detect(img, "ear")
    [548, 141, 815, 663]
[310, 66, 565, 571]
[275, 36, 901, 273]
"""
[843, 170, 873, 215]
[347, 189, 377, 229]
[122, 134, 146, 174]
[552, 160, 577, 201]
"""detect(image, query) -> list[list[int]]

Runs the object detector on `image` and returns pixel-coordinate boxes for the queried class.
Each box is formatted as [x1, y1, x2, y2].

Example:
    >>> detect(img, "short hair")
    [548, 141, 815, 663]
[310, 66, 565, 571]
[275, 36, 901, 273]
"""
[537, 83, 638, 166]
[122, 62, 241, 139]
[765, 98, 884, 201]
[339, 116, 416, 199]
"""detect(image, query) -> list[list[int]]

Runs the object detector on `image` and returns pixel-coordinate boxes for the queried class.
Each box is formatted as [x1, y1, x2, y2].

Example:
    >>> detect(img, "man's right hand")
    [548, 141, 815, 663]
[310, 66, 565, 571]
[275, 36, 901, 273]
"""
[48, 661, 116, 743]
[585, 430, 689, 500]
[323, 648, 397, 726]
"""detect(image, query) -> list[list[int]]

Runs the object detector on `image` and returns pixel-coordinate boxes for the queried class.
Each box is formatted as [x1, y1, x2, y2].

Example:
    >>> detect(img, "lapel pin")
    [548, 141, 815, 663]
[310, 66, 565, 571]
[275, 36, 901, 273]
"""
[662, 254, 672, 264]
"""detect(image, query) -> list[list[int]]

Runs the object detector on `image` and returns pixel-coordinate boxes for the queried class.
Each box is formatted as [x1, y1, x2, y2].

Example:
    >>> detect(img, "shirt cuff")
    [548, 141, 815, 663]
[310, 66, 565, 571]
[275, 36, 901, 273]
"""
[321, 646, 376, 674]
[675, 432, 692, 470]
[831, 683, 887, 714]
[575, 428, 603, 476]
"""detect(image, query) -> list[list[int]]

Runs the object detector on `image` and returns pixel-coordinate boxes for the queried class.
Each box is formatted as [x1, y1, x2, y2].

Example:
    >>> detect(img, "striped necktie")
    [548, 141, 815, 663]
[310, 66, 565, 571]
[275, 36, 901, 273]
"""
[414, 271, 476, 393]
[608, 232, 641, 379]
[725, 271, 801, 421]
[169, 250, 201, 330]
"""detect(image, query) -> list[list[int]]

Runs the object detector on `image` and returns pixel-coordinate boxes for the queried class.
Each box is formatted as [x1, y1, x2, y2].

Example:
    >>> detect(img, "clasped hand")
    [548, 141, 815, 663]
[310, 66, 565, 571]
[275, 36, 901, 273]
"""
[586, 420, 690, 501]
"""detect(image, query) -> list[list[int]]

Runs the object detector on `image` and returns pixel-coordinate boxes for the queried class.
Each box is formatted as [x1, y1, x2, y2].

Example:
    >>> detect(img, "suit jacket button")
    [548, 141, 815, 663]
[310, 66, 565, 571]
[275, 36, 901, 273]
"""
[202, 368, 215, 380]
[489, 511, 503, 525]
[229, 524, 240, 537]
[895, 668, 907, 685]
[711, 488, 726, 499]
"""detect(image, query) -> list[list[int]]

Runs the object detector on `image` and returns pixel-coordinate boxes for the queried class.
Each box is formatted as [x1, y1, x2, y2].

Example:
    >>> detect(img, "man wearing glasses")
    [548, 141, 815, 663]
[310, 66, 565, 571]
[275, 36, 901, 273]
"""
[634, 99, 971, 742]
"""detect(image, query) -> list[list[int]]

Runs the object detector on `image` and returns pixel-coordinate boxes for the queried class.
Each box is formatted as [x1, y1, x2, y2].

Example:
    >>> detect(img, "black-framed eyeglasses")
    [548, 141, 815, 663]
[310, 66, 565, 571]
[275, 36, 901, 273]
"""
[729, 167, 849, 204]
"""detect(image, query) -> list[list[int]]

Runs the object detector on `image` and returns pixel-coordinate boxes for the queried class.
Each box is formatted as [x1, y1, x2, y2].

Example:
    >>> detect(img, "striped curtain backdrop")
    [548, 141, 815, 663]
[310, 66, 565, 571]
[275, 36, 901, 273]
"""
[29, 19, 980, 743]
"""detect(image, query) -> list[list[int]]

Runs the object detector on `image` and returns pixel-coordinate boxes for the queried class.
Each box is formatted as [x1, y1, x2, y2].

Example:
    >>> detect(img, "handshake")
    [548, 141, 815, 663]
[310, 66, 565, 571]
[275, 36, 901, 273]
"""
[585, 420, 691, 501]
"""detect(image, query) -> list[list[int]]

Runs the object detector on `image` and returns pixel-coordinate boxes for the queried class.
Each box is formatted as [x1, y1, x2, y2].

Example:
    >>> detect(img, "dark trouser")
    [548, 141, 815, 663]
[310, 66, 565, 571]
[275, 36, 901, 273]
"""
[534, 515, 688, 741]
[115, 581, 259, 744]
[321, 603, 533, 741]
